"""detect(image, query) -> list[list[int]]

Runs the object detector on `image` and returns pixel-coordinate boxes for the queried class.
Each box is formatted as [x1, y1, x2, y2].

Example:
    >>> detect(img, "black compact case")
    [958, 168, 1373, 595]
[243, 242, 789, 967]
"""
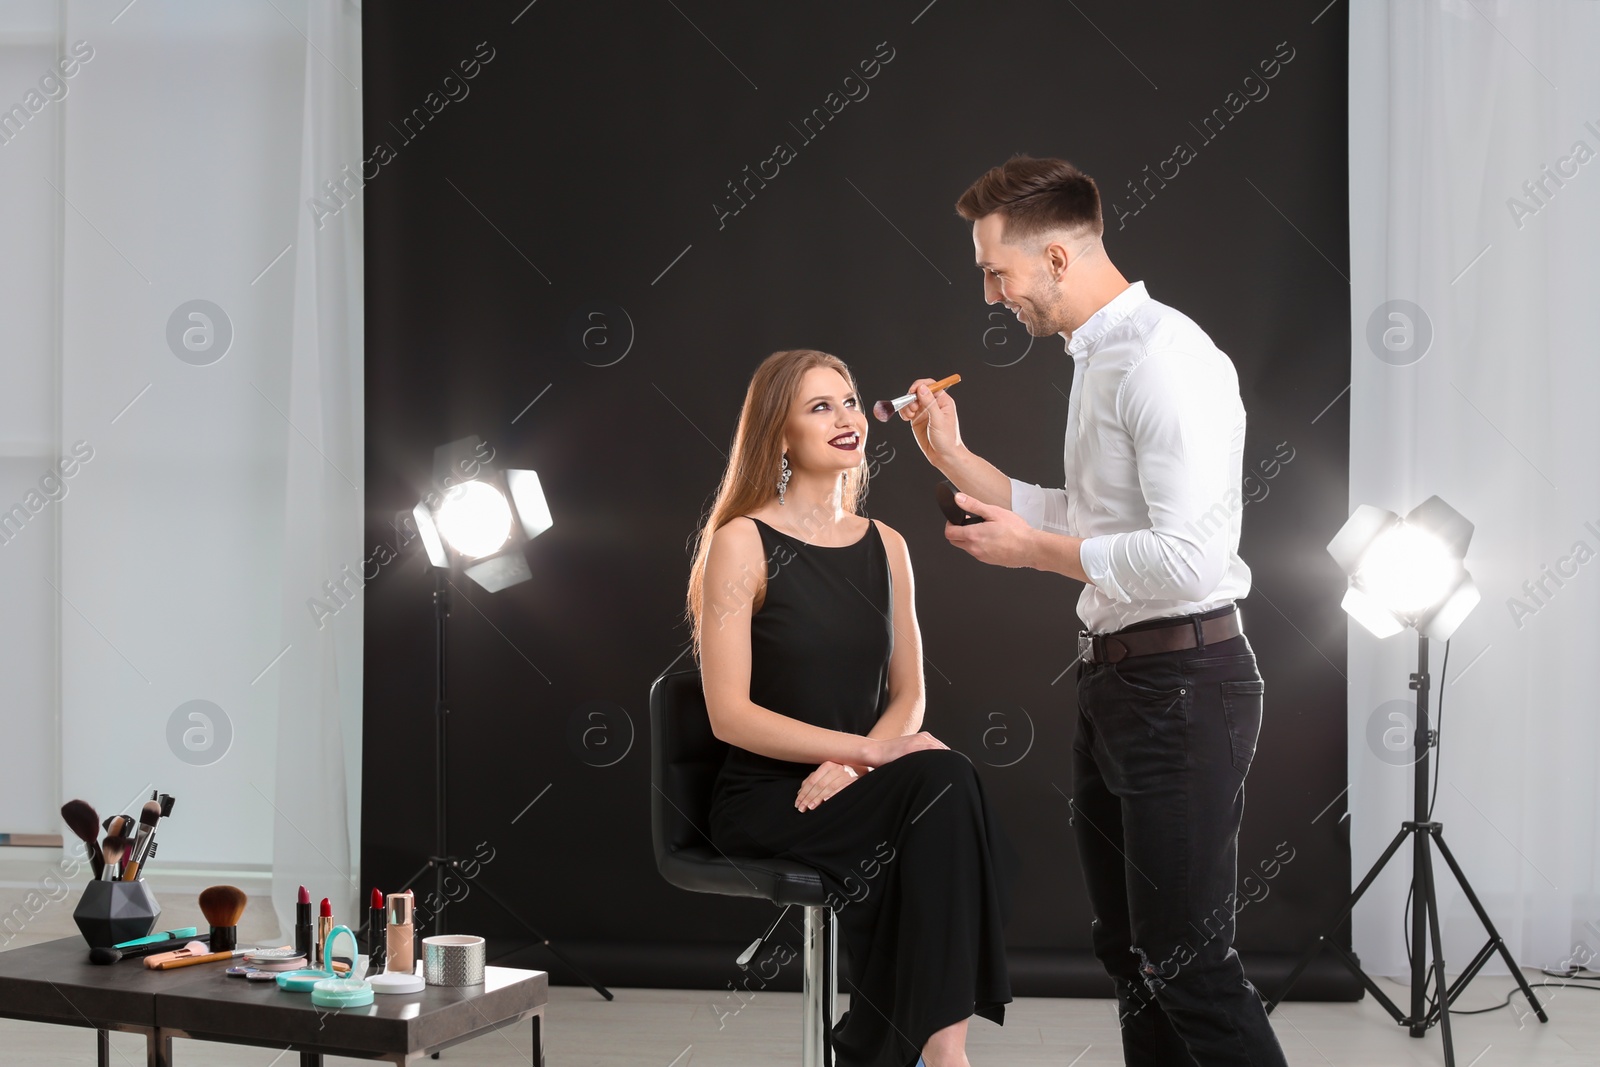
[935, 480, 984, 526]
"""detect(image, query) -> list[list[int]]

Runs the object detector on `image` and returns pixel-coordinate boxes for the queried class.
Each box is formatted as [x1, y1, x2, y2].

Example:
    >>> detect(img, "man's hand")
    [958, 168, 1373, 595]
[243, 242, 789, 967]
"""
[899, 380, 964, 468]
[945, 492, 1039, 569]
[795, 761, 859, 811]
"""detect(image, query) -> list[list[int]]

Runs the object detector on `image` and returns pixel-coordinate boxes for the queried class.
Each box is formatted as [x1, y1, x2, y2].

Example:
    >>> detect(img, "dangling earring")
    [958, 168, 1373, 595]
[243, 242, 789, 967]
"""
[777, 452, 791, 506]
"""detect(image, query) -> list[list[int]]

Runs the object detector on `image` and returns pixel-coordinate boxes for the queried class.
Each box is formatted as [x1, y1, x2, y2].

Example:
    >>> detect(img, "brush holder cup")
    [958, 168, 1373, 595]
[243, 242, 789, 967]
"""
[73, 880, 160, 948]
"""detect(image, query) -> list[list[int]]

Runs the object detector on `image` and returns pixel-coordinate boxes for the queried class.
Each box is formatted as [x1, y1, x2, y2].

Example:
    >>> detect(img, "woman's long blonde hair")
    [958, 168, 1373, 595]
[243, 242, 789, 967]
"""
[685, 349, 869, 664]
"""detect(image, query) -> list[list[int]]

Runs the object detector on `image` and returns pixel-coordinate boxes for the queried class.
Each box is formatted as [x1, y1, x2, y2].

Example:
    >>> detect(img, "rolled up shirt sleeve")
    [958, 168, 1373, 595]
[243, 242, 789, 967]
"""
[1008, 477, 1073, 535]
[1078, 347, 1243, 605]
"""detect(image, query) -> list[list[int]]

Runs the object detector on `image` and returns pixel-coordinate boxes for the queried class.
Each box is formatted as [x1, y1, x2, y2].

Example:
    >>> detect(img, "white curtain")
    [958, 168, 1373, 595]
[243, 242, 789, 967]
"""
[268, 0, 366, 941]
[46, 0, 363, 938]
[1348, 0, 1600, 975]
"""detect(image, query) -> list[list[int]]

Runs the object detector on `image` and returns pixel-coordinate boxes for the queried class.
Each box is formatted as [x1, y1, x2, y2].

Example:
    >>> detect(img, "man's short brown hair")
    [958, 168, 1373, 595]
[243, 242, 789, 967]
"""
[955, 155, 1103, 244]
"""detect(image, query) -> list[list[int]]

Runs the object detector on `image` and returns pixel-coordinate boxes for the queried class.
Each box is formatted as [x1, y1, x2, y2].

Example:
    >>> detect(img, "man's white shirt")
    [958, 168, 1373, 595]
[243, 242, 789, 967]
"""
[1008, 281, 1253, 634]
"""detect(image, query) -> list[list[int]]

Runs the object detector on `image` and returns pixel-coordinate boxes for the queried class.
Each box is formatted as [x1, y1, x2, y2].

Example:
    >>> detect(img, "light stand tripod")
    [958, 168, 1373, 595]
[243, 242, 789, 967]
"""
[394, 569, 613, 1001]
[1265, 635, 1545, 1063]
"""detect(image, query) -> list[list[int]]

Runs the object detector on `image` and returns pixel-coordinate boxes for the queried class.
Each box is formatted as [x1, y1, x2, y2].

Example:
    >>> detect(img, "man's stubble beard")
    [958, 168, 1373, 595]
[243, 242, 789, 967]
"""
[1025, 274, 1072, 338]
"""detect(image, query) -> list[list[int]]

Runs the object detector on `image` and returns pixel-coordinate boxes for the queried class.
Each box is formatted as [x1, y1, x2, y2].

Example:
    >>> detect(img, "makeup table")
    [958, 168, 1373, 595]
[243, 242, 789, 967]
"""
[0, 936, 547, 1065]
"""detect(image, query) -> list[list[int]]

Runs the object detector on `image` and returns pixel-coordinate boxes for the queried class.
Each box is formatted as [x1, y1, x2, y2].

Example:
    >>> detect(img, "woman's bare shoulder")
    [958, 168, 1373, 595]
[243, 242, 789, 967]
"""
[708, 515, 764, 557]
[869, 518, 907, 550]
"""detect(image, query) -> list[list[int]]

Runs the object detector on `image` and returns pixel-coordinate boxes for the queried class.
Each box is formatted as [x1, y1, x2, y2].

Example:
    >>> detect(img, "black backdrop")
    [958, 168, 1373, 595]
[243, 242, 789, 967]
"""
[361, 0, 1358, 998]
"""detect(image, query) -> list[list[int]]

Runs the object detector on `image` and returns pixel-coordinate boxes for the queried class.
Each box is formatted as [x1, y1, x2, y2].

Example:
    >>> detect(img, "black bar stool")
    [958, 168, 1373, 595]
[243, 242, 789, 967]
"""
[649, 667, 837, 1066]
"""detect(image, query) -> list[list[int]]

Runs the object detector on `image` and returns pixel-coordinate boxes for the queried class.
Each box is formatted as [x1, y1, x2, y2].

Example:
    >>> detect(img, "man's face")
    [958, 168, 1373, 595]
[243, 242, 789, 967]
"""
[972, 214, 1070, 337]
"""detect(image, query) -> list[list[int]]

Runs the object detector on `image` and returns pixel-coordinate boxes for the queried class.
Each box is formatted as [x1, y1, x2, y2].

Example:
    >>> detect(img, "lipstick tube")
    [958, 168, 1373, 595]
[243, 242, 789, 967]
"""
[316, 898, 333, 967]
[386, 890, 414, 974]
[368, 888, 387, 972]
[294, 886, 313, 962]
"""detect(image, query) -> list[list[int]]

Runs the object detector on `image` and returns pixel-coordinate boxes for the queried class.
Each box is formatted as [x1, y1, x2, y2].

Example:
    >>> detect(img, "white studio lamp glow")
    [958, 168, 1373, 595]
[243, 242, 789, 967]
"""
[408, 435, 553, 593]
[1327, 495, 1480, 641]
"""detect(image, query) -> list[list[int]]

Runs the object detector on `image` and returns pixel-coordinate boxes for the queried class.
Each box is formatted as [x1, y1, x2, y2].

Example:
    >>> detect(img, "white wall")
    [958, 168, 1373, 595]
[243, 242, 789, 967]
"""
[0, 2, 66, 842]
[56, 2, 308, 869]
[0, 3, 364, 936]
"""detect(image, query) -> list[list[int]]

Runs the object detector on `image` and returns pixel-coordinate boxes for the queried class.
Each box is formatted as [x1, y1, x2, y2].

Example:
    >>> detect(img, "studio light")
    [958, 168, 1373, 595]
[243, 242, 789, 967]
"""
[1327, 495, 1481, 640]
[1269, 494, 1545, 1065]
[388, 435, 609, 999]
[409, 435, 553, 592]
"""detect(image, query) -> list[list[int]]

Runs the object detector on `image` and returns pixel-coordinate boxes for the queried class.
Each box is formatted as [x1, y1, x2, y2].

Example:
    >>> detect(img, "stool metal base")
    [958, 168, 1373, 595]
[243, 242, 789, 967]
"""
[801, 906, 837, 1067]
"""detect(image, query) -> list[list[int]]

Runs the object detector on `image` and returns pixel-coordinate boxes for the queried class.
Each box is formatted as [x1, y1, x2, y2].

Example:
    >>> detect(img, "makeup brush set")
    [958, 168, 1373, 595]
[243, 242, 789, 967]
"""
[65, 792, 175, 948]
[62, 791, 174, 885]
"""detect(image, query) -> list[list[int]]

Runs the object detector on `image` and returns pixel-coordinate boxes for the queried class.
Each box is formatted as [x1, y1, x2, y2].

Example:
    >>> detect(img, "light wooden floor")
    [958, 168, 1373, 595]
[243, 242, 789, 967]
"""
[2, 853, 1595, 1065]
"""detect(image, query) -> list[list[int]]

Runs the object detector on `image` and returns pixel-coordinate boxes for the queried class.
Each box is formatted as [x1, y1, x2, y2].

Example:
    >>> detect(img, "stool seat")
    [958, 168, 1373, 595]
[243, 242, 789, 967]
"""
[659, 844, 829, 907]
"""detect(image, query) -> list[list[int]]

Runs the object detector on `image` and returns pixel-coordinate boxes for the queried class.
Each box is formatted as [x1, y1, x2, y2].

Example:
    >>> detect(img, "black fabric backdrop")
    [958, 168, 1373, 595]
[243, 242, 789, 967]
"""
[360, 0, 1358, 999]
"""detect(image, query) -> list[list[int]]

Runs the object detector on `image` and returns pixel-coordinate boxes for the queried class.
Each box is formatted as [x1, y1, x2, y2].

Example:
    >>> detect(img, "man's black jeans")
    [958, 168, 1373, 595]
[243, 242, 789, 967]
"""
[1073, 605, 1289, 1067]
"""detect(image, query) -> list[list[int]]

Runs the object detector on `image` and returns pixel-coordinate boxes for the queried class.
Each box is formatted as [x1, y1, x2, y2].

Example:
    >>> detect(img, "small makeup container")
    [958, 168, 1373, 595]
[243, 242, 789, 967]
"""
[311, 976, 374, 1008]
[309, 927, 372, 1008]
[422, 934, 486, 986]
[368, 966, 426, 995]
[277, 925, 364, 994]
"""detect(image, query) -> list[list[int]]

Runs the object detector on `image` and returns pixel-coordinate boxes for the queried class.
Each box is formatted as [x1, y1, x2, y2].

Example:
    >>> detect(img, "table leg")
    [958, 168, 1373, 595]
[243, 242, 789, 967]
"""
[533, 1013, 545, 1067]
[146, 1032, 172, 1067]
[97, 1029, 109, 1067]
[299, 1053, 322, 1066]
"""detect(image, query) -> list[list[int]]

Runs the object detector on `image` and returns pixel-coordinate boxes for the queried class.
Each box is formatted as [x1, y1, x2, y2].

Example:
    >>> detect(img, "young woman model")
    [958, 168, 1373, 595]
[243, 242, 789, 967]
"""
[686, 348, 1016, 1067]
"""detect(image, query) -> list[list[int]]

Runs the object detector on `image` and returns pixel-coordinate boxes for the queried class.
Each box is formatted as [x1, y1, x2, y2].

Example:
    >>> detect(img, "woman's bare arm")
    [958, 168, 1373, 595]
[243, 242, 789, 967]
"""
[850, 521, 926, 767]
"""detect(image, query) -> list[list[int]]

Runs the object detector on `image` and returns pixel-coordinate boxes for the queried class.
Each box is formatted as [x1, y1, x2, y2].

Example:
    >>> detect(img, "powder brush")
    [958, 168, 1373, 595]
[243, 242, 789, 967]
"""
[873, 374, 961, 422]
[198, 885, 248, 952]
[60, 799, 103, 879]
[99, 835, 129, 881]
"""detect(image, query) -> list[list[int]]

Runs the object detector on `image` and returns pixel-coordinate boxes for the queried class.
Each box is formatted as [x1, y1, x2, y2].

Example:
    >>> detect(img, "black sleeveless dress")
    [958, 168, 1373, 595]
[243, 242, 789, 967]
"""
[708, 516, 1016, 1067]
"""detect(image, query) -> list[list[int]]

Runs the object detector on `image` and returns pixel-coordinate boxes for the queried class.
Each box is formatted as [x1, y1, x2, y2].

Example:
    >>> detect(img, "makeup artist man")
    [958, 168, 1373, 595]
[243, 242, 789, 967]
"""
[898, 156, 1288, 1067]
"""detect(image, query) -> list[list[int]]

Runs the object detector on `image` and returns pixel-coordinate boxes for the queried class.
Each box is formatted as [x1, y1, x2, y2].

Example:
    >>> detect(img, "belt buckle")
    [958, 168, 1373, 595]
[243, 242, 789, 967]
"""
[1077, 631, 1094, 664]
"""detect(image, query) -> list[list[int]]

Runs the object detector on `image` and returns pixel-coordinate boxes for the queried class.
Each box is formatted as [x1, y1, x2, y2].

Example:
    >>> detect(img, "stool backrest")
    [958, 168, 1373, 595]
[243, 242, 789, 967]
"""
[648, 667, 726, 871]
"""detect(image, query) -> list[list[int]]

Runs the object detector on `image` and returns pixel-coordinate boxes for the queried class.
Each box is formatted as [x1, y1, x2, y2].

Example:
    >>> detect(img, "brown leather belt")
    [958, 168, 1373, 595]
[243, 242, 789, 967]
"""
[1078, 607, 1242, 665]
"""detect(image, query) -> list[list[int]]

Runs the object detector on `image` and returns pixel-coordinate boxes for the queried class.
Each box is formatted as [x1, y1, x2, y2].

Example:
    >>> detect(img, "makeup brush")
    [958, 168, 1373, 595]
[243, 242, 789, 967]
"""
[198, 885, 248, 953]
[151, 945, 290, 971]
[102, 816, 132, 877]
[141, 941, 212, 968]
[114, 932, 210, 960]
[114, 927, 201, 950]
[120, 801, 161, 881]
[90, 939, 207, 966]
[873, 373, 961, 422]
[100, 835, 128, 881]
[60, 799, 103, 880]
